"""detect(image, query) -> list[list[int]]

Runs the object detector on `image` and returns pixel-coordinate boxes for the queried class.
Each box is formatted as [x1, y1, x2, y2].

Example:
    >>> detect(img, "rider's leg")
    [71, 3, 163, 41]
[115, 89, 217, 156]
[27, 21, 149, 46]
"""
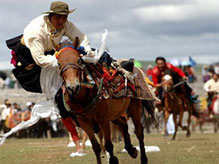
[55, 88, 82, 152]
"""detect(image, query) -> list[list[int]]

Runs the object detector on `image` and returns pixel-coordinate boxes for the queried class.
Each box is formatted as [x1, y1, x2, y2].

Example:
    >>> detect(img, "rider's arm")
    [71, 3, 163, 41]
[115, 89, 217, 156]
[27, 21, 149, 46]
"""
[24, 35, 57, 67]
[65, 21, 92, 52]
[169, 63, 186, 78]
[151, 70, 158, 85]
[203, 80, 211, 92]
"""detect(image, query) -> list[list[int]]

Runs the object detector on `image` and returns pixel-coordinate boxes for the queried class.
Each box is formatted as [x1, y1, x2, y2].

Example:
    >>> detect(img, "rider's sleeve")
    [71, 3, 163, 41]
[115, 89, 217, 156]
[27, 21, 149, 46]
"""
[170, 64, 186, 78]
[24, 35, 57, 67]
[65, 21, 92, 52]
[203, 80, 211, 92]
[151, 70, 158, 85]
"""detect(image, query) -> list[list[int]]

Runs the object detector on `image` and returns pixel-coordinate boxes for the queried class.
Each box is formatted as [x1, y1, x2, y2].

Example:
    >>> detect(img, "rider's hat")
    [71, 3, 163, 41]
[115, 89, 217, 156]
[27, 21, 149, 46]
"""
[43, 1, 76, 15]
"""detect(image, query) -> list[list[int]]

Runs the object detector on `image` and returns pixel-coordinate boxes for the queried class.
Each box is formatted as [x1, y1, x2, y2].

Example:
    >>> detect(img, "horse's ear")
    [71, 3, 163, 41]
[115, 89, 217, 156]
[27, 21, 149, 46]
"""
[73, 37, 80, 48]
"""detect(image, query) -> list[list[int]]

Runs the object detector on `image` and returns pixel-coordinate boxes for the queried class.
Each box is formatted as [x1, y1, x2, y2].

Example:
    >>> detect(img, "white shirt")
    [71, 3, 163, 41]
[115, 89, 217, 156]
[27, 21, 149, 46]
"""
[204, 79, 219, 92]
[23, 15, 91, 67]
[1, 106, 12, 120]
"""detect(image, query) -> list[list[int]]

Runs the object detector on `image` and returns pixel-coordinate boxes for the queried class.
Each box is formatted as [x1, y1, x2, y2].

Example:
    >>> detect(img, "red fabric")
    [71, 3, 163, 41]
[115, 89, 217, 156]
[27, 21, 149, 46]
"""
[210, 96, 218, 113]
[62, 117, 79, 141]
[146, 69, 153, 76]
[152, 63, 185, 85]
[10, 51, 17, 67]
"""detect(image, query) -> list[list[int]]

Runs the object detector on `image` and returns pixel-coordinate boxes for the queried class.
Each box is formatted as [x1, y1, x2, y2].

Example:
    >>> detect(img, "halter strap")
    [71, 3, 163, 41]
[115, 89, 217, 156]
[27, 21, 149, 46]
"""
[56, 46, 87, 59]
[55, 47, 74, 59]
[59, 63, 84, 75]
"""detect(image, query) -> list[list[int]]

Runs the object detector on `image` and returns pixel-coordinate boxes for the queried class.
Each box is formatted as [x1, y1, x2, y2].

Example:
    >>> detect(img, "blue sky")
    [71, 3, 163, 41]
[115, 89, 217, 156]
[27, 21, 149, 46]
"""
[0, 0, 219, 69]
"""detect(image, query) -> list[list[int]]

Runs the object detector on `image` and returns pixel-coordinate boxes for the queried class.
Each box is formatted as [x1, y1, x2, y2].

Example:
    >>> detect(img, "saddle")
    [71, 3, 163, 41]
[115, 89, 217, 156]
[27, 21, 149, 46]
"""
[64, 59, 156, 115]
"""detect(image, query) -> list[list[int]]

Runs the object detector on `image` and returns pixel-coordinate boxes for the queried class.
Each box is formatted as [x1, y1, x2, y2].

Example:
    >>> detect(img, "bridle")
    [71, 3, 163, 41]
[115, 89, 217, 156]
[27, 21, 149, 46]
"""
[59, 63, 84, 75]
[56, 46, 84, 75]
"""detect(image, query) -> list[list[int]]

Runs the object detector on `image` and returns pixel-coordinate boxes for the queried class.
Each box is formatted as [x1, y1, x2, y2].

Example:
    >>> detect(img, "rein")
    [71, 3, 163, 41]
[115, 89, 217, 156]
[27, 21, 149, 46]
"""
[167, 80, 185, 92]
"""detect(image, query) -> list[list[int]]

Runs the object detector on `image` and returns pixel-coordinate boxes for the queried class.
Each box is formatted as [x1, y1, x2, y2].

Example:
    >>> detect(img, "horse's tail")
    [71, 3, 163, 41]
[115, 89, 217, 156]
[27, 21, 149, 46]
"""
[142, 100, 157, 124]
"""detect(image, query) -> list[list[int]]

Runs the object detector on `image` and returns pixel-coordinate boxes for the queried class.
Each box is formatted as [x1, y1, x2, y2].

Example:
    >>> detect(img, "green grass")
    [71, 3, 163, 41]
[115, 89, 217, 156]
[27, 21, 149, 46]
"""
[0, 133, 219, 164]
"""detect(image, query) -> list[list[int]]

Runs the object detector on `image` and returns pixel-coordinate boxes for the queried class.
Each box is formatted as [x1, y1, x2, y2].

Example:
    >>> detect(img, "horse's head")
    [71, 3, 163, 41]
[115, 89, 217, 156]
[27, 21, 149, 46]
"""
[56, 37, 84, 96]
[162, 74, 173, 92]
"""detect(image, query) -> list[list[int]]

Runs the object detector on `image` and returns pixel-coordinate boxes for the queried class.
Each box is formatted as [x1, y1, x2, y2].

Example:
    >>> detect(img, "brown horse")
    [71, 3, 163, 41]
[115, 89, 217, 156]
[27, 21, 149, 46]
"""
[56, 38, 154, 164]
[161, 72, 195, 140]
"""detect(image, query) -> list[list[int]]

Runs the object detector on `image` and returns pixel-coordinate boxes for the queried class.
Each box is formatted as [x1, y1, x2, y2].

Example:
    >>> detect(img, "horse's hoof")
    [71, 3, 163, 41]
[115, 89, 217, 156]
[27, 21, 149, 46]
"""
[128, 147, 138, 159]
[109, 156, 119, 164]
[186, 133, 191, 137]
[182, 126, 187, 130]
[141, 157, 148, 164]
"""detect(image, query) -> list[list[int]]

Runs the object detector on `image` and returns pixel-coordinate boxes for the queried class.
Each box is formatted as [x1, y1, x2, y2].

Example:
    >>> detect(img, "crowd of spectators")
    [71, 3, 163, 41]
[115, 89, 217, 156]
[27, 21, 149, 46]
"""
[0, 99, 67, 138]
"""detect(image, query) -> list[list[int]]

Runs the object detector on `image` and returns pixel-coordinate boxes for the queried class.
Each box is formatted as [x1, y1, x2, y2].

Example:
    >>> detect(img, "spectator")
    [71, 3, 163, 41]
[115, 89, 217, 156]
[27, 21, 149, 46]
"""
[146, 65, 153, 81]
[203, 72, 219, 115]
[183, 65, 196, 83]
[202, 65, 211, 83]
[23, 102, 34, 112]
[1, 99, 14, 132]
[13, 102, 22, 112]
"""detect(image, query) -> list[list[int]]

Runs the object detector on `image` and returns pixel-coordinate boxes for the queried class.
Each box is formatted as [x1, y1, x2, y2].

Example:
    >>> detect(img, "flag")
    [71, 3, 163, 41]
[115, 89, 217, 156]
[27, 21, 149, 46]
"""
[189, 56, 197, 66]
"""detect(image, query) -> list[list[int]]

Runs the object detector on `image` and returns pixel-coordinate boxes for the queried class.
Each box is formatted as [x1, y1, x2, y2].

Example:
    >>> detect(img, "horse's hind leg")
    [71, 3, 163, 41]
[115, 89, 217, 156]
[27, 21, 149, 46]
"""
[101, 122, 119, 164]
[128, 100, 148, 164]
[78, 117, 102, 164]
[186, 112, 192, 137]
[112, 117, 138, 158]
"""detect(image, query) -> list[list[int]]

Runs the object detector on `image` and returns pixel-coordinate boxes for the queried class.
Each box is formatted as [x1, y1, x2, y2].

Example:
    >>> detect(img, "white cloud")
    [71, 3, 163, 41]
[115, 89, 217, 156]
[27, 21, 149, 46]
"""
[0, 61, 13, 70]
[133, 0, 219, 23]
[0, 0, 218, 66]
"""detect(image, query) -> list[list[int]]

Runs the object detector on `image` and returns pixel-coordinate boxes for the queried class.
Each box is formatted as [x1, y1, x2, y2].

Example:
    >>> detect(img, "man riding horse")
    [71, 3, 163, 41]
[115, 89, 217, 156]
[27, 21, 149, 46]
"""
[151, 57, 197, 107]
[6, 1, 95, 154]
[204, 72, 219, 115]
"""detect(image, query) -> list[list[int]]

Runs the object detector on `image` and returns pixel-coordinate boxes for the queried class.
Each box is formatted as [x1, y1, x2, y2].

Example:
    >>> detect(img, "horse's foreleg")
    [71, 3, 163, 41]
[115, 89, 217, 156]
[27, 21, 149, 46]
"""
[102, 122, 118, 164]
[78, 117, 102, 164]
[164, 110, 170, 137]
[112, 117, 138, 159]
[172, 114, 178, 140]
[179, 110, 187, 130]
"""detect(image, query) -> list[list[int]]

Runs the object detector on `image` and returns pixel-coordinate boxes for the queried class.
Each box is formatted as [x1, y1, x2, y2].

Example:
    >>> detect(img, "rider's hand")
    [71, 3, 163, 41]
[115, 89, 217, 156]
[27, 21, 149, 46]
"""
[155, 83, 163, 88]
[87, 50, 95, 57]
[183, 76, 188, 81]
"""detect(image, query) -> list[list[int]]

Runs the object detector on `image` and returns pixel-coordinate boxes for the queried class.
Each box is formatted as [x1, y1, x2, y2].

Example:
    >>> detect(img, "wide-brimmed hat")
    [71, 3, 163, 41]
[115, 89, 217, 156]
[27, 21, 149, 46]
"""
[43, 1, 76, 15]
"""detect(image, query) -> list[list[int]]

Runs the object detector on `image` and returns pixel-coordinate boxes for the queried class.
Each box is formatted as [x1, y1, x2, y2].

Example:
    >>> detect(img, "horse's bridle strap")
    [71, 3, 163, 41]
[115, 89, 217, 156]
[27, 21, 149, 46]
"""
[56, 47, 74, 59]
[59, 63, 84, 75]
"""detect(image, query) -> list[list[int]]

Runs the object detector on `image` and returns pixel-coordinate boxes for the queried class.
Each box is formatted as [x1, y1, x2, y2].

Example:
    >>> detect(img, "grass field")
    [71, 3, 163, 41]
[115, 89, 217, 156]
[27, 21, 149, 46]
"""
[0, 132, 219, 164]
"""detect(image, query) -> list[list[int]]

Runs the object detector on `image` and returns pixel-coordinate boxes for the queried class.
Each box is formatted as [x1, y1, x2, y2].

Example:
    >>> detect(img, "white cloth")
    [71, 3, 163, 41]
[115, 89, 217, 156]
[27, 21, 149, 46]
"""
[40, 66, 63, 99]
[0, 100, 59, 145]
[1, 107, 11, 120]
[213, 96, 219, 114]
[121, 146, 160, 153]
[23, 15, 92, 67]
[203, 79, 219, 92]
[167, 114, 175, 134]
